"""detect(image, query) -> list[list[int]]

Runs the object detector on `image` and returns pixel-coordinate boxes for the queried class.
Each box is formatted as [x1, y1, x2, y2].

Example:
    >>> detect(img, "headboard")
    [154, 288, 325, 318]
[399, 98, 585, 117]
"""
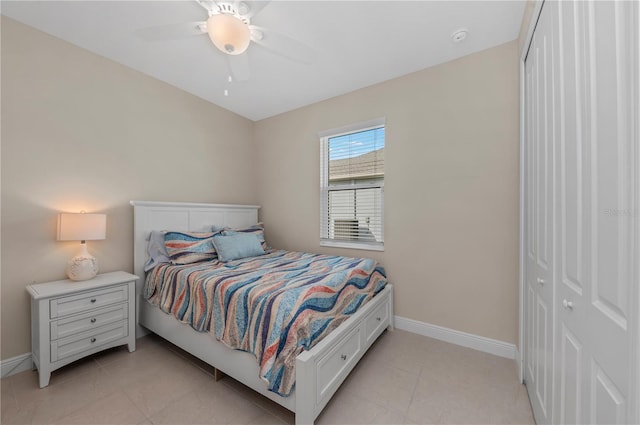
[130, 200, 260, 335]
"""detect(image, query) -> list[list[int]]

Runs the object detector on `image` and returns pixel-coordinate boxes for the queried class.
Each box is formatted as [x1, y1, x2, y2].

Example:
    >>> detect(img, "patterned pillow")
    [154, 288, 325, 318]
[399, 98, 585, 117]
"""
[164, 231, 219, 265]
[222, 223, 268, 251]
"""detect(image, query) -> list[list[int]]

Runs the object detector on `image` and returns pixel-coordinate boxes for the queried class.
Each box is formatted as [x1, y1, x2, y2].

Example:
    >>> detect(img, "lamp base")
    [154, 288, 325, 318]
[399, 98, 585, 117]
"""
[66, 244, 98, 281]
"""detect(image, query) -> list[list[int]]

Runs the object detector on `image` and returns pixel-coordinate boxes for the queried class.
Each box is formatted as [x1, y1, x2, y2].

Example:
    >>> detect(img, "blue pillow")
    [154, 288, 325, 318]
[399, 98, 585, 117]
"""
[222, 223, 268, 251]
[211, 233, 265, 262]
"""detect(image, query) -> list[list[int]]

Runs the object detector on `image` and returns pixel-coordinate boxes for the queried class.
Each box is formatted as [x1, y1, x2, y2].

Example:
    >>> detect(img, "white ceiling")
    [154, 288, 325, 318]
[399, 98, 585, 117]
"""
[1, 1, 526, 121]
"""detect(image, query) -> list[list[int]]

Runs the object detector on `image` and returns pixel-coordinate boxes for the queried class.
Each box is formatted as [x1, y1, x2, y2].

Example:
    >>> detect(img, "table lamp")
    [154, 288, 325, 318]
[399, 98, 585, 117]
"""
[57, 212, 106, 281]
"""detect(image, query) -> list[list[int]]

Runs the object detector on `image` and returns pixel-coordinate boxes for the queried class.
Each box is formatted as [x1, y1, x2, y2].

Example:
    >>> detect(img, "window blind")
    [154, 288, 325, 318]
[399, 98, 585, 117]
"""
[320, 123, 385, 250]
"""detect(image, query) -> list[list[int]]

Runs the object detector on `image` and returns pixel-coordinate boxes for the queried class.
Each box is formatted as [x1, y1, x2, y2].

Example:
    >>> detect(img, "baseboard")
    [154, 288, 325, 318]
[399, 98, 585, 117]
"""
[136, 323, 150, 339]
[394, 315, 516, 359]
[515, 347, 523, 382]
[1, 353, 32, 378]
[2, 321, 516, 377]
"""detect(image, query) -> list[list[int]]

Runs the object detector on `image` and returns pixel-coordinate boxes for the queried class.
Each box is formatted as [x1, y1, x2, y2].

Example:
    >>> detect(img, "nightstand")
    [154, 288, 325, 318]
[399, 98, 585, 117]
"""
[26, 271, 138, 388]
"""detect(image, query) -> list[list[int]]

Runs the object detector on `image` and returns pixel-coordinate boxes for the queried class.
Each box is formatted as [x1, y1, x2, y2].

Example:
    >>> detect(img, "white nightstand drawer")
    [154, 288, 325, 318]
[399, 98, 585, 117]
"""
[364, 298, 389, 344]
[50, 320, 128, 362]
[50, 303, 128, 340]
[316, 326, 362, 403]
[50, 285, 128, 319]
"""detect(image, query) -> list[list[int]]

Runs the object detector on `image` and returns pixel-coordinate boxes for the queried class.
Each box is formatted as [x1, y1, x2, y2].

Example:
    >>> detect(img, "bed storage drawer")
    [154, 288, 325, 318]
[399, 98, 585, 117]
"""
[50, 303, 128, 340]
[50, 320, 128, 362]
[49, 285, 128, 319]
[316, 326, 362, 403]
[364, 299, 389, 344]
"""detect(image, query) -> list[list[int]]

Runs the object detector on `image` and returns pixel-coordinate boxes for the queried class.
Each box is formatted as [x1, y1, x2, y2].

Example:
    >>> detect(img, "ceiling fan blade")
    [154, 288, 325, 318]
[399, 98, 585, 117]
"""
[227, 53, 250, 82]
[135, 22, 206, 41]
[241, 1, 271, 18]
[195, 0, 215, 14]
[249, 26, 316, 65]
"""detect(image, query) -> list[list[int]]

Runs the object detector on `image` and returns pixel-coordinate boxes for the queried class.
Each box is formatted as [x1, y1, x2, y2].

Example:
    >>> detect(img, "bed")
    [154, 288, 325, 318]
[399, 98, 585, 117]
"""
[130, 200, 394, 424]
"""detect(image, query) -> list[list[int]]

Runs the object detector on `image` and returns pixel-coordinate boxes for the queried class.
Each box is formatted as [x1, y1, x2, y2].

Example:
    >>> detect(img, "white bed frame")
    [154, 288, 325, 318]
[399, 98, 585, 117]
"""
[130, 201, 394, 424]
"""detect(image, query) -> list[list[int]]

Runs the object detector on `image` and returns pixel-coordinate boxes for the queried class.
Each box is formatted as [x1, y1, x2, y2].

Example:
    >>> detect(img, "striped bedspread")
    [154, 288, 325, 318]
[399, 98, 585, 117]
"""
[143, 249, 387, 396]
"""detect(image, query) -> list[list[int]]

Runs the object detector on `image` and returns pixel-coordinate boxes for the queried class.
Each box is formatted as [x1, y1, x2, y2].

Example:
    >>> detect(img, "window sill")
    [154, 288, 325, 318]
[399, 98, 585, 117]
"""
[320, 240, 384, 252]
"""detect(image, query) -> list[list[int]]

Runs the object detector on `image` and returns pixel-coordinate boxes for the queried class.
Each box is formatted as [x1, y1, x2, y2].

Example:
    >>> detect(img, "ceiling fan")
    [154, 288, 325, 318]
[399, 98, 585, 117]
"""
[136, 0, 315, 82]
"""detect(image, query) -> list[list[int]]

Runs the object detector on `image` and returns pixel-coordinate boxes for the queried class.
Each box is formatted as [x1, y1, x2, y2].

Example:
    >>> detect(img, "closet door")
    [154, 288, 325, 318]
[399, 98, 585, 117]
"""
[554, 1, 637, 423]
[553, 1, 587, 423]
[524, 1, 556, 422]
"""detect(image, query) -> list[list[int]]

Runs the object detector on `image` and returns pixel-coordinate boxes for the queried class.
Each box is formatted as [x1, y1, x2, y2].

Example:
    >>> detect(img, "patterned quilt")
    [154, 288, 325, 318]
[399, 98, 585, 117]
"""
[143, 249, 387, 396]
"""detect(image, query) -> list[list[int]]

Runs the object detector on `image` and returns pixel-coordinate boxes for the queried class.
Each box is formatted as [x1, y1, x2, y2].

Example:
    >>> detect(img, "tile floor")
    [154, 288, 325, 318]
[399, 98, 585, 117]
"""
[1, 330, 535, 425]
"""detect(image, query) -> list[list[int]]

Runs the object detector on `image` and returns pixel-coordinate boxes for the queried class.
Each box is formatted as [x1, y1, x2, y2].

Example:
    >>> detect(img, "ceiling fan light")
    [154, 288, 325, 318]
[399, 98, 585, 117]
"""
[207, 14, 251, 56]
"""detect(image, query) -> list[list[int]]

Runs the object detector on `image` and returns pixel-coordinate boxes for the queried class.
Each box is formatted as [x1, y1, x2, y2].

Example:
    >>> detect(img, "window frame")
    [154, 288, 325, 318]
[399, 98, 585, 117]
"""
[319, 117, 385, 251]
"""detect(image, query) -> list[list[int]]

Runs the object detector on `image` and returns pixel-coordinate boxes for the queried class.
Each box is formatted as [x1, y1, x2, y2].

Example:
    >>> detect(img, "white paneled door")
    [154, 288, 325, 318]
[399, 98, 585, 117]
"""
[523, 1, 639, 424]
[524, 1, 556, 422]
[553, 1, 585, 422]
[554, 1, 636, 423]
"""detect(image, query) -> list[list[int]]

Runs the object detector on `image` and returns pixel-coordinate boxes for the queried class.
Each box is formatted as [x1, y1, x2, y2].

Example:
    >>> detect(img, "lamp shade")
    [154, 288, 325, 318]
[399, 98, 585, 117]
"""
[207, 14, 251, 55]
[57, 213, 106, 241]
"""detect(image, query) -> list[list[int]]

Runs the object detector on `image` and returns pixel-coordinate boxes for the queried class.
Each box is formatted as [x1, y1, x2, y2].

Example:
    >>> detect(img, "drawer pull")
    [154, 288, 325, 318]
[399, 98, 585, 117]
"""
[340, 354, 347, 361]
[90, 337, 97, 343]
[90, 318, 97, 323]
[90, 298, 97, 303]
[376, 316, 381, 321]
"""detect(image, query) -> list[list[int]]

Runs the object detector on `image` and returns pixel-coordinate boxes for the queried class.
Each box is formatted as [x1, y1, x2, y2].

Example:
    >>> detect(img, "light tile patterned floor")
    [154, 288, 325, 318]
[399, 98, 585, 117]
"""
[1, 330, 535, 425]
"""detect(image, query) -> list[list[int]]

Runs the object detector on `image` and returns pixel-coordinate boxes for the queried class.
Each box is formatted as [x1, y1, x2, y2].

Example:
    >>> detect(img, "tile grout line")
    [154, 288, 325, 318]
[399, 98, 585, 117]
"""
[120, 382, 154, 424]
[404, 362, 424, 423]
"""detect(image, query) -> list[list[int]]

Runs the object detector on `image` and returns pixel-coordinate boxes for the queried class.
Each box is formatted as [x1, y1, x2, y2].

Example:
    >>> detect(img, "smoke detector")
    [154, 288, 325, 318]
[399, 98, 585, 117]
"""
[451, 29, 468, 43]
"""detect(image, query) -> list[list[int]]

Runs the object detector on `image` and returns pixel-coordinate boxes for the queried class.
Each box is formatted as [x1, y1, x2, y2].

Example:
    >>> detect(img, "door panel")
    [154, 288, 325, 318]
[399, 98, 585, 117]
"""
[535, 295, 551, 417]
[558, 0, 583, 298]
[592, 362, 626, 425]
[555, 1, 589, 423]
[585, 1, 633, 417]
[534, 10, 553, 280]
[590, 0, 632, 329]
[559, 324, 582, 425]
[524, 2, 555, 423]
[552, 0, 636, 423]
[527, 285, 535, 380]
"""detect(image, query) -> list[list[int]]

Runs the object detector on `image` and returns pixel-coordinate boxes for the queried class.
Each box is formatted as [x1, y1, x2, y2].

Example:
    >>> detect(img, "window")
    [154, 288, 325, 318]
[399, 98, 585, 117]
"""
[320, 118, 385, 251]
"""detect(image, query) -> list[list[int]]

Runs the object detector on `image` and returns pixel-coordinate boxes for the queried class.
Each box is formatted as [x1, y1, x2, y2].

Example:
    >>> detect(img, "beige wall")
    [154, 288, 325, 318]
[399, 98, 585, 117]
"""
[254, 41, 520, 344]
[0, 18, 256, 359]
